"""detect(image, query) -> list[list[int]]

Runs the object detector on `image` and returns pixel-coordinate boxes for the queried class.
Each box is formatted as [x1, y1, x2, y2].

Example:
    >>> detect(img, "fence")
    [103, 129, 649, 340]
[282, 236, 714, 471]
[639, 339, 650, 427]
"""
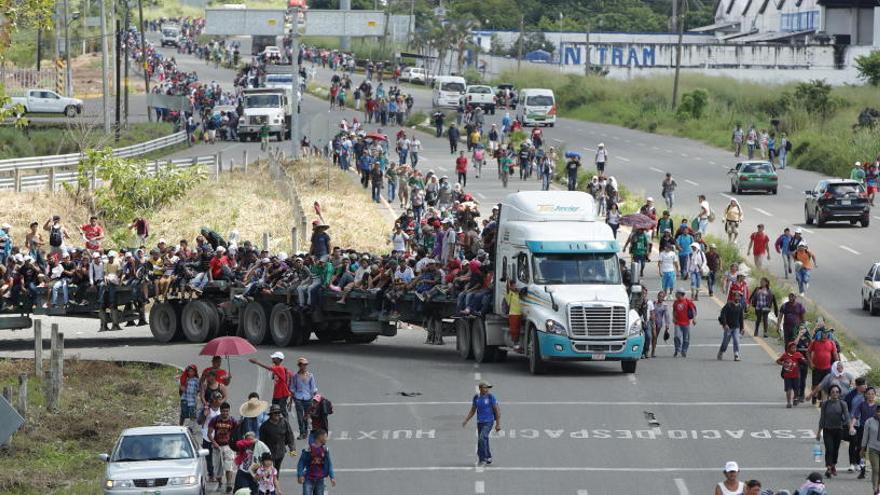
[1, 68, 58, 94]
[0, 131, 197, 192]
[267, 149, 309, 253]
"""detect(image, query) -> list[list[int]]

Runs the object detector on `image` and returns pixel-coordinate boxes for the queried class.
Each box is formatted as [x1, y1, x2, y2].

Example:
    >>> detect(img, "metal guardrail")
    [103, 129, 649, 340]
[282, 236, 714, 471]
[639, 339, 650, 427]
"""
[0, 154, 218, 192]
[0, 131, 194, 191]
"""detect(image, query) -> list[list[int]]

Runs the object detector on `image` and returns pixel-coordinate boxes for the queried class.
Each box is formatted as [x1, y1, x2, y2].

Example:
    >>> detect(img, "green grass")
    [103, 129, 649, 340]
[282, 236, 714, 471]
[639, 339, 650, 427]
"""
[0, 359, 178, 494]
[0, 122, 177, 160]
[494, 69, 880, 177]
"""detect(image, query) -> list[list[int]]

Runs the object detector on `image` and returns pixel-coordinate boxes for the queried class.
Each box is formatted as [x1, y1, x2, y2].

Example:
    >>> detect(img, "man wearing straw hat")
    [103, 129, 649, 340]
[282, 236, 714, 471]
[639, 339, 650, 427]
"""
[236, 393, 269, 441]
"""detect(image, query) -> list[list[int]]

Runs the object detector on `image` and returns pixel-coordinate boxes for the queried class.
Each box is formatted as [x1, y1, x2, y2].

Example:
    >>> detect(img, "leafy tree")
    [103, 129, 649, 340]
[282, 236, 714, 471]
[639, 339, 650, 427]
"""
[0, 0, 55, 124]
[675, 89, 708, 121]
[855, 50, 880, 86]
[794, 80, 836, 124]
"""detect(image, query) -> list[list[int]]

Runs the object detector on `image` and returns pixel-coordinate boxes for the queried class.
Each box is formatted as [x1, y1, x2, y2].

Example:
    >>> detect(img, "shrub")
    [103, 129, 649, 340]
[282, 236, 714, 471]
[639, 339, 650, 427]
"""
[855, 50, 880, 86]
[675, 89, 708, 121]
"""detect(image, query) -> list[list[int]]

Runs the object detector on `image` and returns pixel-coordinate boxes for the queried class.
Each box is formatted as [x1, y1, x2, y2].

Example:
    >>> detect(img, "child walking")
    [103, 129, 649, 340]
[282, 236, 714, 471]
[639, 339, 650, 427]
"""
[254, 452, 281, 495]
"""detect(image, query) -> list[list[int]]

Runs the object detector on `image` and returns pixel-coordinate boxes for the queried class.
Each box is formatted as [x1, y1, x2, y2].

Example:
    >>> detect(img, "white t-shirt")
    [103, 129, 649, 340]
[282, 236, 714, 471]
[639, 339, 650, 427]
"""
[390, 232, 409, 252]
[202, 407, 220, 442]
[659, 251, 677, 273]
[394, 266, 414, 283]
[411, 139, 421, 153]
[699, 200, 711, 220]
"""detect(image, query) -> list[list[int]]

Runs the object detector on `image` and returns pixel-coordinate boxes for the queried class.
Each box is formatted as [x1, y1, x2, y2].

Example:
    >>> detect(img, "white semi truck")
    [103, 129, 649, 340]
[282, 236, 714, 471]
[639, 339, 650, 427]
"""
[237, 88, 293, 142]
[451, 191, 644, 374]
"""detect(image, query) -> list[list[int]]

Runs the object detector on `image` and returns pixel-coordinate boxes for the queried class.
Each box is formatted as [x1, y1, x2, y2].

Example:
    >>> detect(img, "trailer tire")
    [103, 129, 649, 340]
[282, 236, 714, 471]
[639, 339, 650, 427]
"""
[527, 326, 546, 375]
[269, 303, 296, 346]
[621, 359, 638, 374]
[181, 300, 219, 343]
[472, 317, 490, 363]
[456, 318, 473, 360]
[150, 302, 181, 343]
[241, 301, 270, 345]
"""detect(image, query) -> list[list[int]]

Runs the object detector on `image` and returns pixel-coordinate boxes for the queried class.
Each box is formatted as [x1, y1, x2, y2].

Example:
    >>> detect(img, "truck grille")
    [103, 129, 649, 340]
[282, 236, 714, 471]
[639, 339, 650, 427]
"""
[568, 305, 627, 338]
[249, 116, 267, 125]
[133, 478, 168, 488]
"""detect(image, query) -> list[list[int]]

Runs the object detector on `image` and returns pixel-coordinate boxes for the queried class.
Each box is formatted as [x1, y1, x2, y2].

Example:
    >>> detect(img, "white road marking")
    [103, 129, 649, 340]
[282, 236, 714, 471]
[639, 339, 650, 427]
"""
[618, 156, 631, 162]
[323, 466, 828, 473]
[583, 146, 595, 152]
[708, 161, 716, 165]
[477, 192, 487, 199]
[551, 138, 564, 142]
[801, 227, 815, 234]
[695, 157, 703, 161]
[577, 490, 589, 495]
[840, 245, 861, 255]
[649, 167, 665, 173]
[674, 478, 690, 495]
[475, 481, 485, 493]
[684, 179, 699, 186]
[333, 400, 785, 407]
[474, 372, 482, 381]
[664, 149, 673, 153]
[874, 216, 880, 221]
[754, 208, 773, 217]
[680, 153, 689, 158]
[475, 465, 485, 473]
[783, 185, 793, 190]
[719, 193, 734, 200]
[652, 146, 660, 150]
[627, 374, 637, 385]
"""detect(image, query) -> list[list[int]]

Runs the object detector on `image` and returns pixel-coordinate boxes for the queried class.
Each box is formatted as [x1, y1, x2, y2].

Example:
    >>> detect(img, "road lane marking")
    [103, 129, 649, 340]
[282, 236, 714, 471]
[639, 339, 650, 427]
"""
[475, 481, 485, 494]
[783, 185, 793, 190]
[627, 374, 637, 385]
[674, 478, 690, 495]
[840, 245, 861, 255]
[649, 167, 665, 173]
[684, 179, 699, 186]
[874, 216, 880, 221]
[474, 372, 482, 381]
[477, 192, 487, 199]
[583, 147, 595, 152]
[323, 466, 828, 473]
[618, 156, 631, 162]
[475, 466, 485, 473]
[719, 193, 734, 200]
[664, 149, 673, 153]
[551, 138, 564, 142]
[695, 157, 703, 161]
[708, 161, 716, 165]
[578, 490, 589, 495]
[680, 153, 689, 158]
[652, 146, 660, 150]
[754, 208, 773, 217]
[333, 400, 785, 407]
[801, 227, 815, 234]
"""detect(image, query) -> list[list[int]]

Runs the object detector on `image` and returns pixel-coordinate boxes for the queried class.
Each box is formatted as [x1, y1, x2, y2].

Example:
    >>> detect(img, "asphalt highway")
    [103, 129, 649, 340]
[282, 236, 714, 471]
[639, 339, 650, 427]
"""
[3, 37, 876, 495]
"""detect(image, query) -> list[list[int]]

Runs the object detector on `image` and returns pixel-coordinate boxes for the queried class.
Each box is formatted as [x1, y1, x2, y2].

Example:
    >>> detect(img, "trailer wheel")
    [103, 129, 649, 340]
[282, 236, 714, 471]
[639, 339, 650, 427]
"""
[456, 318, 473, 360]
[150, 302, 181, 343]
[241, 301, 270, 345]
[269, 303, 295, 346]
[181, 300, 219, 343]
[527, 326, 546, 375]
[621, 360, 638, 374]
[472, 317, 491, 363]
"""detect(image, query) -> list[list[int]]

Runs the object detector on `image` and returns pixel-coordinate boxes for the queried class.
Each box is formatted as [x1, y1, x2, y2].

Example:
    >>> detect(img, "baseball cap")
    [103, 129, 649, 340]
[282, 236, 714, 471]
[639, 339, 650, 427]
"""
[478, 380, 492, 388]
[270, 351, 285, 360]
[724, 461, 739, 473]
[675, 287, 686, 294]
[806, 472, 824, 483]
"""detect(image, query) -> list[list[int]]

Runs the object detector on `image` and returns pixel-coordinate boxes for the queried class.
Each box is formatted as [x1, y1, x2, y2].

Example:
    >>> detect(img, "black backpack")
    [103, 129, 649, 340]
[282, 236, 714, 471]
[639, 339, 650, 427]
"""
[49, 226, 63, 247]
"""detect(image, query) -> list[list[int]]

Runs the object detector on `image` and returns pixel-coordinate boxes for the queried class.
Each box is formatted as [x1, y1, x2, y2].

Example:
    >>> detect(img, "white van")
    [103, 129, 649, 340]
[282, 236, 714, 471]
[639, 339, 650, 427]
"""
[431, 75, 466, 108]
[515, 88, 557, 127]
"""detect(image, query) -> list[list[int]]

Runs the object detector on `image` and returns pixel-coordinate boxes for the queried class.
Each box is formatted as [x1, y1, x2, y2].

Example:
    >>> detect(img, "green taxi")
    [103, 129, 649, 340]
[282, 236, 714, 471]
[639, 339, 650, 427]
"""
[729, 160, 778, 194]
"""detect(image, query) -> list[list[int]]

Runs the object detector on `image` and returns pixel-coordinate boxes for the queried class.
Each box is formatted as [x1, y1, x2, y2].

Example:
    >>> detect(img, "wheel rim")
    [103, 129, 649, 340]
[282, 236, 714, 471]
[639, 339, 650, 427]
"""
[271, 306, 292, 345]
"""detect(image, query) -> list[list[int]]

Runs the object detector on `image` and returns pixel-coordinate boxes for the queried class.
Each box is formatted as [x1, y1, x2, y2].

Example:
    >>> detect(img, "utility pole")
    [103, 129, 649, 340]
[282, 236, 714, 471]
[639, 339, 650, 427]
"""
[289, 5, 301, 160]
[123, 2, 130, 127]
[115, 17, 121, 141]
[100, 0, 111, 132]
[517, 15, 524, 71]
[339, 0, 351, 51]
[63, 0, 72, 96]
[137, 0, 151, 122]
[36, 27, 42, 70]
[584, 22, 590, 76]
[671, 0, 678, 33]
[671, 0, 686, 110]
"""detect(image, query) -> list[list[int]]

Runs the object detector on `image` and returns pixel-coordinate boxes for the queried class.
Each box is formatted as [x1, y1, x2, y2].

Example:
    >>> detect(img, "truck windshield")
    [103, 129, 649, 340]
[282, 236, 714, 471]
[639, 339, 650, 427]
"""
[245, 95, 281, 108]
[162, 29, 178, 37]
[440, 82, 465, 93]
[532, 253, 621, 285]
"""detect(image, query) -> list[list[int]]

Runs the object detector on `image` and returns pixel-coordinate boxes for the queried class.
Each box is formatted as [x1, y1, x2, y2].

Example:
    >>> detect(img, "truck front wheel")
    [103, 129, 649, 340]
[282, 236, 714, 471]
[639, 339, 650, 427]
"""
[621, 360, 638, 374]
[456, 318, 473, 360]
[527, 326, 545, 375]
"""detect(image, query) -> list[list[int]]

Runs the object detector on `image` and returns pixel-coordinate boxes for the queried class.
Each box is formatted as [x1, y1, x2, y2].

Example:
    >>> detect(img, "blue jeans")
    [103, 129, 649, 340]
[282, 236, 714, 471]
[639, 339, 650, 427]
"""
[191, 272, 209, 290]
[477, 421, 493, 462]
[294, 398, 312, 436]
[796, 268, 811, 294]
[371, 182, 382, 203]
[567, 172, 577, 191]
[661, 271, 675, 292]
[541, 174, 550, 191]
[719, 327, 741, 356]
[663, 191, 674, 210]
[674, 324, 690, 355]
[387, 180, 397, 202]
[698, 218, 709, 235]
[303, 477, 325, 495]
[51, 279, 69, 306]
[678, 254, 689, 277]
[689, 271, 702, 289]
[399, 149, 408, 165]
[411, 152, 419, 168]
[707, 271, 717, 295]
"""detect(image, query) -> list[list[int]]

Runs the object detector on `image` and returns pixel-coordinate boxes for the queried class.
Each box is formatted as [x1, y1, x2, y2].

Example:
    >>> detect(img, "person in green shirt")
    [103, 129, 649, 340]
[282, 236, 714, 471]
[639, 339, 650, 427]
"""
[851, 161, 866, 185]
[623, 228, 651, 278]
[657, 211, 674, 240]
[260, 123, 271, 152]
[499, 153, 512, 188]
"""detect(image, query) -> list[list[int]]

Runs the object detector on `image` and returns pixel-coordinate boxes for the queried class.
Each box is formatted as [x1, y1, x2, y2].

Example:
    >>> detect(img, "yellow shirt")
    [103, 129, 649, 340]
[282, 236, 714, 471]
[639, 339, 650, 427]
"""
[504, 289, 522, 316]
[470, 131, 481, 144]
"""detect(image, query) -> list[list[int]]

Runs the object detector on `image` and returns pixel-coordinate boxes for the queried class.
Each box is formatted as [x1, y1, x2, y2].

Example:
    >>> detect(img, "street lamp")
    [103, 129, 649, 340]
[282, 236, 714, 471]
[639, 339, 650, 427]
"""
[63, 8, 81, 96]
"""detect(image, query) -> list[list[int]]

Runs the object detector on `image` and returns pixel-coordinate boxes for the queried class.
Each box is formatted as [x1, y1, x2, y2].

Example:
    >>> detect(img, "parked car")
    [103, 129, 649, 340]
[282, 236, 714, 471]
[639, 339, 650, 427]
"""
[804, 179, 871, 227]
[728, 160, 778, 194]
[261, 45, 281, 60]
[400, 67, 427, 84]
[100, 425, 208, 494]
[7, 89, 83, 117]
[861, 262, 880, 315]
[495, 83, 517, 108]
[461, 85, 496, 114]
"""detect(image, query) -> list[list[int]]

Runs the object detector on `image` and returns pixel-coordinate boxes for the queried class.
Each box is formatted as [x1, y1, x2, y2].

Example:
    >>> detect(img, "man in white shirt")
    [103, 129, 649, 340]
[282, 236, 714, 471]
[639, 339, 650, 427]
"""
[697, 194, 711, 235]
[388, 226, 409, 254]
[410, 137, 422, 169]
[658, 245, 679, 296]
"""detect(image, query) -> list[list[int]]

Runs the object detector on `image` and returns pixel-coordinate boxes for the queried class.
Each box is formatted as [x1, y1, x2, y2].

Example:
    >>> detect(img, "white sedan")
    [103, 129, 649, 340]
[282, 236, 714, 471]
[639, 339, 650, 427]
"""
[861, 262, 880, 315]
[100, 425, 208, 494]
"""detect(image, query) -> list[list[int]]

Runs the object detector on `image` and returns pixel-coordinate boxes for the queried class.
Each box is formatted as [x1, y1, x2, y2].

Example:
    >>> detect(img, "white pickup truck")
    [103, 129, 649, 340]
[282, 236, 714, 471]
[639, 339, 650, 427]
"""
[461, 84, 497, 114]
[8, 89, 83, 117]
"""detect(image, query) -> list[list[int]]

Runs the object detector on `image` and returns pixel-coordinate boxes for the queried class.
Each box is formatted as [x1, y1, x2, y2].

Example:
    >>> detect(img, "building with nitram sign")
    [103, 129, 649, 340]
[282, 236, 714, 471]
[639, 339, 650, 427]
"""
[696, 0, 879, 46]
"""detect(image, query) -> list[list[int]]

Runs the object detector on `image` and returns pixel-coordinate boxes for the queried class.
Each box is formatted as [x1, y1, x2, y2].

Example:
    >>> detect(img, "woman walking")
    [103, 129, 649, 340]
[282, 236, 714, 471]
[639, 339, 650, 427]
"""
[606, 203, 621, 239]
[714, 461, 744, 495]
[817, 384, 850, 478]
[749, 277, 778, 337]
[860, 404, 880, 493]
[687, 243, 707, 301]
[649, 291, 669, 359]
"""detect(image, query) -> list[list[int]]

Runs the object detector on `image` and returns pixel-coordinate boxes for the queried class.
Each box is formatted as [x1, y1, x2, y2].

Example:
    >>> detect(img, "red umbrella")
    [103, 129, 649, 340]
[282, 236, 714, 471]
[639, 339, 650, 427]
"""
[619, 213, 657, 230]
[365, 132, 387, 141]
[199, 336, 257, 376]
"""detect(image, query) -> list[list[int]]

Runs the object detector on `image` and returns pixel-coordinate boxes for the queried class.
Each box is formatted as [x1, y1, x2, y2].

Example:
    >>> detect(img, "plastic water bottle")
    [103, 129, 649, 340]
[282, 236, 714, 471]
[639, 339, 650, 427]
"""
[813, 442, 823, 463]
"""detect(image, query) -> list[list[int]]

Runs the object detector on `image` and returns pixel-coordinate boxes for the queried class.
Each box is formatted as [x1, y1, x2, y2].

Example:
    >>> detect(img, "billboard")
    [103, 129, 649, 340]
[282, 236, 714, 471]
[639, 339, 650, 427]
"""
[204, 8, 286, 36]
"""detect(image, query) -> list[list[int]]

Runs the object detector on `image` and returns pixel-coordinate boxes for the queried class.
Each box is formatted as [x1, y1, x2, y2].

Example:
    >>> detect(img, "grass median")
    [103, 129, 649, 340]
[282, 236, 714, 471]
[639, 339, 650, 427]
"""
[0, 359, 178, 495]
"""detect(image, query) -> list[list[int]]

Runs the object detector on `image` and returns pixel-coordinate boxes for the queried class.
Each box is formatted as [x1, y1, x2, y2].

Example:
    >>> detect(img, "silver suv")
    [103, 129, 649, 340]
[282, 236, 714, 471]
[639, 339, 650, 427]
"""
[101, 426, 208, 494]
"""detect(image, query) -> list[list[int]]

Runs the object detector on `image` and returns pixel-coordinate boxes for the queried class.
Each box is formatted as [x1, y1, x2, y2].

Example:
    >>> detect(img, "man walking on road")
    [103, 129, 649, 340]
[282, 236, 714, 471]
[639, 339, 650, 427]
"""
[291, 357, 318, 440]
[779, 293, 806, 342]
[595, 143, 608, 175]
[717, 294, 745, 361]
[747, 224, 771, 270]
[672, 288, 697, 358]
[565, 154, 581, 191]
[732, 124, 744, 157]
[774, 228, 794, 279]
[260, 404, 297, 470]
[249, 352, 293, 417]
[455, 151, 469, 188]
[661, 173, 677, 210]
[697, 195, 712, 235]
[463, 380, 501, 466]
[794, 243, 817, 297]
[447, 124, 460, 154]
[208, 402, 238, 493]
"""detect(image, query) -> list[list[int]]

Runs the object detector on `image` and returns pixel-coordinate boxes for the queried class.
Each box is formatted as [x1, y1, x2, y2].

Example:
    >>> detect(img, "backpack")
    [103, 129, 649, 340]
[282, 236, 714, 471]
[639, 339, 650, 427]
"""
[785, 140, 793, 152]
[49, 226, 63, 247]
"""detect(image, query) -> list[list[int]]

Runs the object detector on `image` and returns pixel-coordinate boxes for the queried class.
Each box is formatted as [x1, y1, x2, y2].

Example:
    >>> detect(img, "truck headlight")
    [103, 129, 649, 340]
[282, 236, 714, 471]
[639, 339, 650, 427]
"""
[168, 475, 197, 486]
[627, 320, 643, 336]
[238, 117, 244, 124]
[105, 479, 134, 488]
[545, 319, 566, 335]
